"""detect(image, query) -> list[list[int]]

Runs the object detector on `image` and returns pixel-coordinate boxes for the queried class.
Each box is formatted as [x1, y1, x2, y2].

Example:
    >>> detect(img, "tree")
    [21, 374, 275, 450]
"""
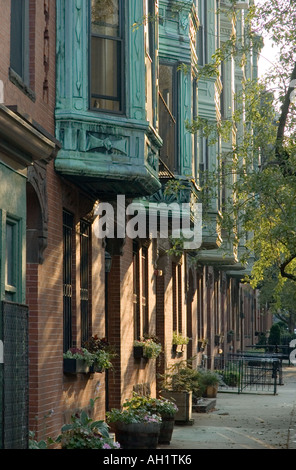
[259, 267, 296, 333]
[191, 0, 296, 300]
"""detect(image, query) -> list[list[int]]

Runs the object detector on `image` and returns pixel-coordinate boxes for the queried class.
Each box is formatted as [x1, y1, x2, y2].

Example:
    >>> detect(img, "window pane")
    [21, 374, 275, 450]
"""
[63, 211, 73, 353]
[6, 223, 15, 287]
[80, 221, 90, 344]
[159, 65, 174, 115]
[91, 0, 120, 37]
[91, 36, 121, 111]
[159, 64, 176, 171]
[10, 0, 24, 77]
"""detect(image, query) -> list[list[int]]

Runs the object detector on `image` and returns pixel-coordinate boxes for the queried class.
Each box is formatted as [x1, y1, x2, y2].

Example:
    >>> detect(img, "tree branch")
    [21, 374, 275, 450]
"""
[280, 254, 296, 282]
[275, 60, 296, 173]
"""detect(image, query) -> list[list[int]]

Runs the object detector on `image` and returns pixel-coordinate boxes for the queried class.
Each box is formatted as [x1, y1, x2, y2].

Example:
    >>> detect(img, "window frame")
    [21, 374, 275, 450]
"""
[63, 210, 74, 353]
[198, 0, 207, 66]
[89, 0, 125, 114]
[10, 0, 30, 86]
[4, 217, 21, 302]
[80, 220, 91, 345]
[158, 60, 179, 173]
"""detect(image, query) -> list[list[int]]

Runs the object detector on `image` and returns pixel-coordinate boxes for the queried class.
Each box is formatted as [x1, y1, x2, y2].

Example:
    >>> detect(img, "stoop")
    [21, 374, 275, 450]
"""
[192, 398, 216, 413]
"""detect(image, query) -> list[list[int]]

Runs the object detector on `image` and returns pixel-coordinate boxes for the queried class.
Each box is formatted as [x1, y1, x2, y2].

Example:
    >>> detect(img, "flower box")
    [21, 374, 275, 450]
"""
[63, 358, 90, 374]
[133, 345, 144, 359]
[89, 362, 103, 373]
[172, 344, 184, 354]
[161, 390, 192, 424]
[133, 337, 162, 359]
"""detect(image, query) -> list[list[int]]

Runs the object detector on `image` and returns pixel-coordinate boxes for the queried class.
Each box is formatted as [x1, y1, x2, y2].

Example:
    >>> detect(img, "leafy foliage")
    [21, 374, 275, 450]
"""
[64, 335, 116, 370]
[134, 335, 162, 359]
[122, 392, 178, 417]
[106, 407, 161, 425]
[160, 359, 200, 395]
[186, 0, 296, 308]
[58, 403, 120, 449]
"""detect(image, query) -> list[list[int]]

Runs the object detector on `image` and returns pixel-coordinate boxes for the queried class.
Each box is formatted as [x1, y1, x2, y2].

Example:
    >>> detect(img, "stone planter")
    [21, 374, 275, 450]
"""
[161, 391, 193, 424]
[113, 421, 161, 449]
[158, 415, 175, 445]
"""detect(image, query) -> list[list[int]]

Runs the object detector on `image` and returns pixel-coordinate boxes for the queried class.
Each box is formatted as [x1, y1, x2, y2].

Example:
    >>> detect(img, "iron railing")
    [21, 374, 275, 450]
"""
[214, 352, 281, 395]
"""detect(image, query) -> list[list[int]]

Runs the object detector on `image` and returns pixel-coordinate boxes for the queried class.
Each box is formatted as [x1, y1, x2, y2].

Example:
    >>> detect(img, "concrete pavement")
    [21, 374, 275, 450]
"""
[158, 365, 296, 450]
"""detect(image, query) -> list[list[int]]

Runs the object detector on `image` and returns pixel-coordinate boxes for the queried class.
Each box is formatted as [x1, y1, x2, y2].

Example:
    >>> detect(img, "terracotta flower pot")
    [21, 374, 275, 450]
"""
[205, 384, 218, 398]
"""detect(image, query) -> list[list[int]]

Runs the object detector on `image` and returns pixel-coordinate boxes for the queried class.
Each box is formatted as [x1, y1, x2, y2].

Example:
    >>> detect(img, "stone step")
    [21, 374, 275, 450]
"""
[192, 398, 216, 413]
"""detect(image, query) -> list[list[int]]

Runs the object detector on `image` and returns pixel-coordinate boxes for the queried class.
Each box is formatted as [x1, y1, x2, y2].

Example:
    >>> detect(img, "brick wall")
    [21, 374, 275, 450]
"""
[0, 0, 56, 135]
[0, 0, 109, 440]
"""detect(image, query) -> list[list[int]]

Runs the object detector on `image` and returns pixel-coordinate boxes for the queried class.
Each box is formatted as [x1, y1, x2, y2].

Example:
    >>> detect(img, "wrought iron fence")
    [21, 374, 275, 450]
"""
[214, 352, 281, 395]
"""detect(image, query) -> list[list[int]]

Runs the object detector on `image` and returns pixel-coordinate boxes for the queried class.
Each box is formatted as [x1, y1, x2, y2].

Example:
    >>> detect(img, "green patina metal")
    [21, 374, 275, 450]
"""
[0, 162, 27, 448]
[55, 0, 162, 199]
[0, 163, 27, 305]
[158, 0, 193, 178]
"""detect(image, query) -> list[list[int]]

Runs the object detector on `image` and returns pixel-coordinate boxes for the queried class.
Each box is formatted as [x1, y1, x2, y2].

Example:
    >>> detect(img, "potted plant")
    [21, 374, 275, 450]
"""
[63, 347, 94, 374]
[227, 330, 235, 343]
[215, 334, 222, 346]
[160, 359, 199, 424]
[197, 338, 208, 352]
[83, 335, 116, 372]
[172, 331, 190, 354]
[106, 407, 161, 449]
[57, 399, 121, 449]
[133, 334, 162, 360]
[166, 236, 184, 265]
[221, 368, 241, 387]
[63, 336, 115, 374]
[122, 393, 178, 445]
[197, 369, 220, 398]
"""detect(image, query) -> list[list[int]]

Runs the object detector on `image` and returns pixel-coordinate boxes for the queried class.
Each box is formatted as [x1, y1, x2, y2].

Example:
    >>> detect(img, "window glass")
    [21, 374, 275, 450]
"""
[91, 37, 121, 111]
[6, 223, 14, 288]
[90, 0, 123, 112]
[10, 0, 29, 84]
[91, 0, 120, 37]
[63, 210, 74, 352]
[5, 219, 19, 302]
[159, 63, 177, 172]
[159, 64, 174, 115]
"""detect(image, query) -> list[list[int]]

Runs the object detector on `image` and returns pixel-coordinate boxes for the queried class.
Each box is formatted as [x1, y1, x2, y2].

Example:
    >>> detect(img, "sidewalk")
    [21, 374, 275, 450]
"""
[158, 365, 296, 450]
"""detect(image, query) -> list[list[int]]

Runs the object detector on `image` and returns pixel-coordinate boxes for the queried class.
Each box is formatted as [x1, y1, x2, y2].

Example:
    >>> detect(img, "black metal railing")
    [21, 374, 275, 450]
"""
[215, 352, 281, 395]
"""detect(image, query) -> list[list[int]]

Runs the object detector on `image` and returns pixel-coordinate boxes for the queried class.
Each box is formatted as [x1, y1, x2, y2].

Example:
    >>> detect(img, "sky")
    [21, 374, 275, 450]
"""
[254, 0, 280, 78]
[258, 35, 280, 78]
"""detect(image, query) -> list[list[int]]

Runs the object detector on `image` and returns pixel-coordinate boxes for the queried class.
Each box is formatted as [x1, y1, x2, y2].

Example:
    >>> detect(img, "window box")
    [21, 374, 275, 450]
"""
[89, 362, 103, 373]
[172, 344, 184, 354]
[63, 358, 90, 374]
[133, 345, 144, 359]
[133, 337, 162, 360]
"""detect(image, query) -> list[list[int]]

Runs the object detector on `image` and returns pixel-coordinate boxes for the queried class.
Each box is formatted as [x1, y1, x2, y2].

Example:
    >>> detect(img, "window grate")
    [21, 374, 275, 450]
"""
[1, 301, 29, 449]
[63, 211, 74, 352]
